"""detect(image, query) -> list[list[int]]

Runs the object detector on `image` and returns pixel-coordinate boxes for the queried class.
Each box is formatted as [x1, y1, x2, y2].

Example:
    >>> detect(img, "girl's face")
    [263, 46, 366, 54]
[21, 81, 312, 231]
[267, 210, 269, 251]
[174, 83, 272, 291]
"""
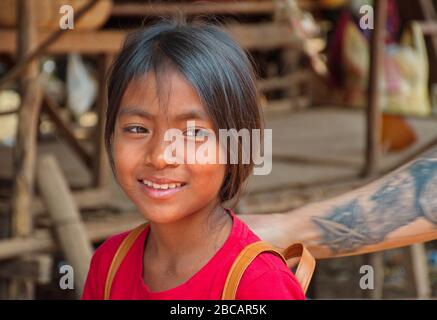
[113, 70, 226, 223]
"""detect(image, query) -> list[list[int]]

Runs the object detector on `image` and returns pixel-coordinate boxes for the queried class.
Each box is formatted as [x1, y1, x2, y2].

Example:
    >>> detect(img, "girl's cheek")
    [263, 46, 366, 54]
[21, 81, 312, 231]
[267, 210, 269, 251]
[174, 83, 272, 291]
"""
[191, 162, 226, 192]
[191, 141, 226, 186]
[112, 135, 139, 183]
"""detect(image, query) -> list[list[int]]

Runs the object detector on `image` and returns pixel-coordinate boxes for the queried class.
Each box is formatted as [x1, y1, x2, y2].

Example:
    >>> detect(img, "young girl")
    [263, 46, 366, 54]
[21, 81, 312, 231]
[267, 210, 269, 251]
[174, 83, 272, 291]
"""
[82, 21, 305, 300]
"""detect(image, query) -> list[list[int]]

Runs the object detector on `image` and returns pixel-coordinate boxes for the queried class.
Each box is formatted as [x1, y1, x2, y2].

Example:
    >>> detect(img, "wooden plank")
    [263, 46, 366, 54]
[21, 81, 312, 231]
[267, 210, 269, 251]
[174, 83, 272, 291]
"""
[0, 30, 125, 55]
[0, 23, 300, 54]
[36, 154, 93, 297]
[263, 97, 310, 114]
[418, 21, 437, 35]
[111, 1, 276, 16]
[273, 154, 358, 169]
[226, 23, 300, 50]
[42, 94, 93, 170]
[33, 188, 113, 216]
[0, 213, 145, 261]
[257, 70, 310, 92]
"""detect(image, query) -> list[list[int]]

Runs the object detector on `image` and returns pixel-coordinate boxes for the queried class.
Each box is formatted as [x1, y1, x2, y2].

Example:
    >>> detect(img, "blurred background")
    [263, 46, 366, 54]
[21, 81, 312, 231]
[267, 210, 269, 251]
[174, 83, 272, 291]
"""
[0, 0, 436, 299]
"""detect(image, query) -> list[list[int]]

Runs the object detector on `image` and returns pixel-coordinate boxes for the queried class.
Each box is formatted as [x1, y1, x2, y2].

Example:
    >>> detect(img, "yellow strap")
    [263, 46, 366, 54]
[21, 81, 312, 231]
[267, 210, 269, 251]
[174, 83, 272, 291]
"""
[103, 222, 148, 300]
[282, 243, 316, 294]
[221, 241, 316, 299]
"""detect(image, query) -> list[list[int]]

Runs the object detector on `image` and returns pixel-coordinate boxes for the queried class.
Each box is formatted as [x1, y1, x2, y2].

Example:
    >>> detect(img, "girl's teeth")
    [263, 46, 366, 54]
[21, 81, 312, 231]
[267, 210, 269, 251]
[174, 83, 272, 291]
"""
[142, 180, 183, 189]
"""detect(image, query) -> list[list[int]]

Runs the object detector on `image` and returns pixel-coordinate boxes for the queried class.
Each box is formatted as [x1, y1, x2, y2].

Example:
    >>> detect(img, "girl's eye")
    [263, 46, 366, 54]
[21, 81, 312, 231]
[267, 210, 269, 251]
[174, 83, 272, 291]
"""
[123, 126, 149, 134]
[185, 128, 210, 139]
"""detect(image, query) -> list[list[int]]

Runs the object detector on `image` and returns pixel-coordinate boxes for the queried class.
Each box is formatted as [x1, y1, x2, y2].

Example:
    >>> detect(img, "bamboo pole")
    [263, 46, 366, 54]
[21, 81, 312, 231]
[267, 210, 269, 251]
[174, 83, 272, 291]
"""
[9, 0, 41, 299]
[36, 154, 93, 298]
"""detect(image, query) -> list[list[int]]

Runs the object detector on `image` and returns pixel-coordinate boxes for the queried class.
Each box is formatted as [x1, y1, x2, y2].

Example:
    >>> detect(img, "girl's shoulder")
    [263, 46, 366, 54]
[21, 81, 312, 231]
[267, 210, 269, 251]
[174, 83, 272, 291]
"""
[93, 229, 133, 263]
[82, 229, 135, 299]
[88, 229, 137, 279]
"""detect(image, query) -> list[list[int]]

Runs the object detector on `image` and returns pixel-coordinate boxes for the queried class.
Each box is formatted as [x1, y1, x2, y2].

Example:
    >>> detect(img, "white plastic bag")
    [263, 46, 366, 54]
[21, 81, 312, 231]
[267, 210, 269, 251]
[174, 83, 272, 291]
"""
[66, 53, 97, 119]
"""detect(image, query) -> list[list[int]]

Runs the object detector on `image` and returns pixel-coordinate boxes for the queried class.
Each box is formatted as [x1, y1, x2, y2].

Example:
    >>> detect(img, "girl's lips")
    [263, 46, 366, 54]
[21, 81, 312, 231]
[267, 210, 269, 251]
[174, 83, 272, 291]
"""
[138, 180, 187, 200]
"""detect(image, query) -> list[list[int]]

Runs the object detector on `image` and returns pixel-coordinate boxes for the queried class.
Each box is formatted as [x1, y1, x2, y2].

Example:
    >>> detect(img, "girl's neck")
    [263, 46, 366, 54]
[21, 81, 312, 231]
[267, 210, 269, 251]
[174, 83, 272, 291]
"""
[145, 203, 232, 261]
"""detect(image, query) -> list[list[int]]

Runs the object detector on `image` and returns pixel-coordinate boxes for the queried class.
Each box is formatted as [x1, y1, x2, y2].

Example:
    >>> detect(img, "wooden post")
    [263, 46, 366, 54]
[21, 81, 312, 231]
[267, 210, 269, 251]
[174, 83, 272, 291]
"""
[0, 200, 10, 298]
[12, 0, 40, 238]
[9, 0, 42, 299]
[418, 0, 437, 85]
[37, 154, 93, 298]
[363, 0, 387, 177]
[362, 252, 385, 299]
[93, 54, 114, 188]
[404, 244, 432, 299]
[362, 0, 387, 299]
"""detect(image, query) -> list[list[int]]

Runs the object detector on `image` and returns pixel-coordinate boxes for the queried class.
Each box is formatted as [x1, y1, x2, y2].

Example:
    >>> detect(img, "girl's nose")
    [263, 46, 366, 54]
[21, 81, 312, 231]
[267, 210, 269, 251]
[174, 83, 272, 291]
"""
[145, 131, 177, 170]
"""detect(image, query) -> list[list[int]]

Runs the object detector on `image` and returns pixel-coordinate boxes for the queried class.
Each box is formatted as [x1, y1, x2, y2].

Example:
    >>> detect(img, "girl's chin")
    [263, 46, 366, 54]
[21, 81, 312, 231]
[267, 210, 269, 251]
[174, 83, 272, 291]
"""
[139, 207, 188, 224]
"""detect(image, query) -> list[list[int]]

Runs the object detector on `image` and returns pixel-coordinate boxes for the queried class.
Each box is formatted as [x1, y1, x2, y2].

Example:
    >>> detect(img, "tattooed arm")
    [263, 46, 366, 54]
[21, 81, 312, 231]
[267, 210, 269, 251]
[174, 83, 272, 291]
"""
[240, 148, 437, 259]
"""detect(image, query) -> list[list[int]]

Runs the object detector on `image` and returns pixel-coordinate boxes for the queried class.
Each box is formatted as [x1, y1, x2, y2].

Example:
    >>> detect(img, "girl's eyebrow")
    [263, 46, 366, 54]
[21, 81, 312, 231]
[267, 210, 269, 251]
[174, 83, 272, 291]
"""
[118, 107, 153, 119]
[175, 109, 209, 121]
[118, 106, 208, 121]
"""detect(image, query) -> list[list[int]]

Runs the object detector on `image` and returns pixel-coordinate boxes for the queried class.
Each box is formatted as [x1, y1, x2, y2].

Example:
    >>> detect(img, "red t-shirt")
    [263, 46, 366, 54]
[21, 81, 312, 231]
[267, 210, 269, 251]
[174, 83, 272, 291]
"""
[82, 210, 305, 300]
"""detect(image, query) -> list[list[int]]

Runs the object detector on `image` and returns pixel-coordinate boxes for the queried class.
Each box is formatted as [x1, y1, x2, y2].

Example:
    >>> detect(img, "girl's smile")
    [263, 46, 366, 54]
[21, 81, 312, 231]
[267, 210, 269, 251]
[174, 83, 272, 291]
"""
[138, 177, 188, 200]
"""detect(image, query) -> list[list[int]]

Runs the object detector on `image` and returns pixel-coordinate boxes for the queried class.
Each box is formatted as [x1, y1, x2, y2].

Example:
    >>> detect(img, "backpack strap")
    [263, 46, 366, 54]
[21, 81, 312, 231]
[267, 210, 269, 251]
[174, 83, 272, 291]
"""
[221, 241, 315, 300]
[103, 222, 149, 300]
[282, 243, 316, 295]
